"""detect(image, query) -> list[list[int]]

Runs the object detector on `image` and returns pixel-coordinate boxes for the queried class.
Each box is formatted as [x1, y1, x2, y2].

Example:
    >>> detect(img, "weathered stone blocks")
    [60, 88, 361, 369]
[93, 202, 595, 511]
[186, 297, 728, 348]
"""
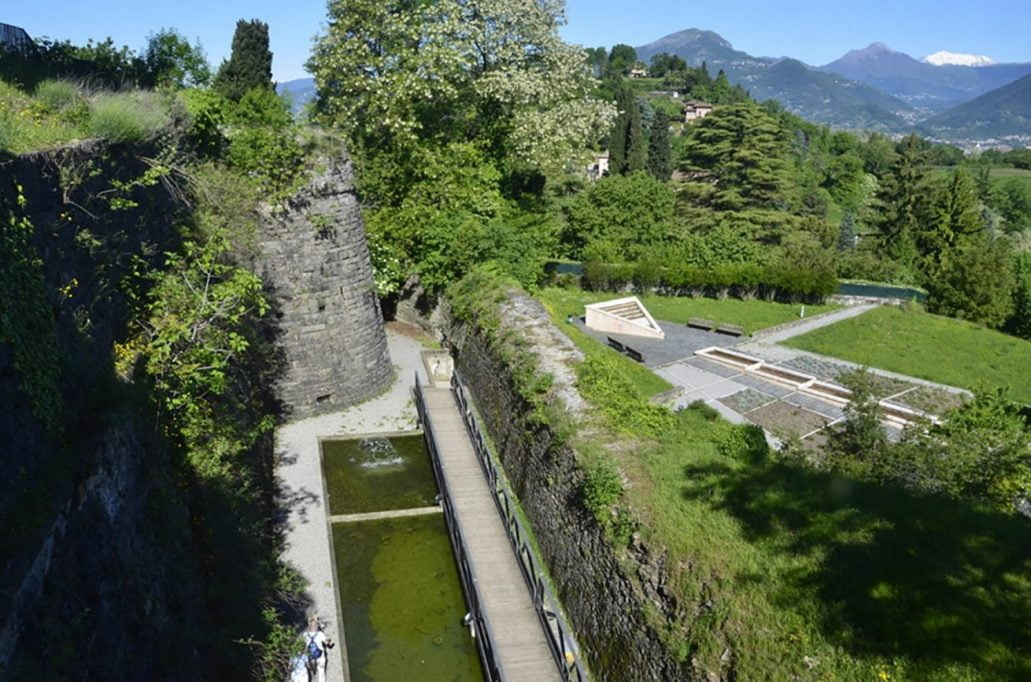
[257, 153, 391, 419]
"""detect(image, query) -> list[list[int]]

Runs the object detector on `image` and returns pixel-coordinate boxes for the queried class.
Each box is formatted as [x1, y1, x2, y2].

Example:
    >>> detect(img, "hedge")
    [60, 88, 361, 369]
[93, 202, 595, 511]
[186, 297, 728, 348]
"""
[581, 260, 837, 303]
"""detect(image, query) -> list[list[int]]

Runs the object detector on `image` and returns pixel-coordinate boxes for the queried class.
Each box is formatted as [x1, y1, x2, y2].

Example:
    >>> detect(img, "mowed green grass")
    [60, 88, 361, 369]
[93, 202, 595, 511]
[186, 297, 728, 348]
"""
[784, 305, 1031, 403]
[539, 286, 841, 336]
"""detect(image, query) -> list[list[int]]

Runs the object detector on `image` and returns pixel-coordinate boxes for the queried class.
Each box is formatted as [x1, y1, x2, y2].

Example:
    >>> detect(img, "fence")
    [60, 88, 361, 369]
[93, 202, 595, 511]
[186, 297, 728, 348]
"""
[450, 371, 589, 682]
[413, 373, 504, 681]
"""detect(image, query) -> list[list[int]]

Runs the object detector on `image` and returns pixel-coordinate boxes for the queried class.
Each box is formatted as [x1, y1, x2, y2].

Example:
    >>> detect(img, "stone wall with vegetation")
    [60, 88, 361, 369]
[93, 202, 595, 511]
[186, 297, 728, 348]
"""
[0, 141, 204, 678]
[257, 152, 391, 419]
[443, 281, 695, 681]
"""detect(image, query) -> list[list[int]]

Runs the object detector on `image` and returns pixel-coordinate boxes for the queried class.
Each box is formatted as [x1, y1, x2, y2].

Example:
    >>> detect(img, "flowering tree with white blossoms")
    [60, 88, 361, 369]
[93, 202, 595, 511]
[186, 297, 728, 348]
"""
[308, 0, 613, 174]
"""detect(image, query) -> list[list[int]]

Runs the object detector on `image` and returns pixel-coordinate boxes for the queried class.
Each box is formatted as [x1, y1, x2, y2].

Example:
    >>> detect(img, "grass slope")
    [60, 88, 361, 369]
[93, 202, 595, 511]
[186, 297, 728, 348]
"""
[539, 286, 841, 336]
[633, 407, 1031, 678]
[784, 306, 1031, 403]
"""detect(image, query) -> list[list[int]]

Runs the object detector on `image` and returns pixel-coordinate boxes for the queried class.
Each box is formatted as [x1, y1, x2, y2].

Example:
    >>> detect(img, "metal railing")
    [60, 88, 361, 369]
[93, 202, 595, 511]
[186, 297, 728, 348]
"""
[414, 373, 505, 682]
[450, 371, 589, 682]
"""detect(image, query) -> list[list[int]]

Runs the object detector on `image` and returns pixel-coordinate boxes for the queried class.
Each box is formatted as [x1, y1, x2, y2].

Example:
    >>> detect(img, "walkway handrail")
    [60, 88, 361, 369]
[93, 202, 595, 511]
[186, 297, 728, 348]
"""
[451, 371, 589, 682]
[414, 373, 506, 682]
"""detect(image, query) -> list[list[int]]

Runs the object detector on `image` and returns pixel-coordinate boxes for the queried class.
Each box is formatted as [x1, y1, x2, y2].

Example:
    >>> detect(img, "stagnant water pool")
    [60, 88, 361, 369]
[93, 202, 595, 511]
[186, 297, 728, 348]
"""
[323, 435, 483, 682]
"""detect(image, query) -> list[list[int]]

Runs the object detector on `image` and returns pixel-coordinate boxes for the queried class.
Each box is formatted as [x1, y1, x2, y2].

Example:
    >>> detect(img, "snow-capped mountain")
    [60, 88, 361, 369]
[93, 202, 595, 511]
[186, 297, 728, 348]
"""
[922, 51, 998, 67]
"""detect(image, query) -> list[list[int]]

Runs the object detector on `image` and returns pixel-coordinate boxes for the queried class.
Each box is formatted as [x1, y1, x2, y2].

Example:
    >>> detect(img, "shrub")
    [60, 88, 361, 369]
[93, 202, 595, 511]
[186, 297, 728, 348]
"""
[87, 91, 170, 143]
[226, 127, 304, 198]
[34, 79, 81, 111]
[582, 456, 624, 520]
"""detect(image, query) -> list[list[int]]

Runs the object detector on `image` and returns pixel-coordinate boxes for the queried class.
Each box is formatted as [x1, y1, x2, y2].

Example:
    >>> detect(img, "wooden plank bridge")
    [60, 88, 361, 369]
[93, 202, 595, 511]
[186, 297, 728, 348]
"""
[415, 373, 581, 682]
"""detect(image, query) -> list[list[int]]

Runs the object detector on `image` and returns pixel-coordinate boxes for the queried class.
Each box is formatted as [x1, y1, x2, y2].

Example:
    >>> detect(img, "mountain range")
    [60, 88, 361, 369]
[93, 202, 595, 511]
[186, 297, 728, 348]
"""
[635, 29, 1031, 144]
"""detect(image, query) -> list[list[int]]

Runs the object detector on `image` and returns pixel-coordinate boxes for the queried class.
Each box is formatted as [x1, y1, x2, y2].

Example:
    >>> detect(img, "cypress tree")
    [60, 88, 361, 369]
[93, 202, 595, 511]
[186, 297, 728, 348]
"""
[608, 84, 633, 174]
[626, 96, 646, 173]
[646, 112, 672, 181]
[214, 19, 273, 101]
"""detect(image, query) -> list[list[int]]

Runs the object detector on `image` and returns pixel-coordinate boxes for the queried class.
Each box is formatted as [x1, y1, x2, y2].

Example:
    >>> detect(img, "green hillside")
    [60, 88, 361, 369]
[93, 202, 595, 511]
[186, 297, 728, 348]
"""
[921, 74, 1031, 139]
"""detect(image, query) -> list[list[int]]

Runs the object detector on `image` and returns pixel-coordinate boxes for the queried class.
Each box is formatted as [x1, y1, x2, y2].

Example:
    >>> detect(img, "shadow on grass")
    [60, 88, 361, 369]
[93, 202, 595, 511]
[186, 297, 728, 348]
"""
[683, 450, 1031, 676]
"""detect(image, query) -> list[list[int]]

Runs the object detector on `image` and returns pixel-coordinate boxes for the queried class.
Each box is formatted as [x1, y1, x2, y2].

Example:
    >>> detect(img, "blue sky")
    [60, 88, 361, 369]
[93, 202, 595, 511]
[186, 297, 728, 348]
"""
[5, 1, 1030, 82]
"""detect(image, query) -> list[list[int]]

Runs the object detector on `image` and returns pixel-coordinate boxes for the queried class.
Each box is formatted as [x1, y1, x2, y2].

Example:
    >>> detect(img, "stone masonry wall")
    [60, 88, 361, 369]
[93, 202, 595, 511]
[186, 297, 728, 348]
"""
[257, 153, 391, 419]
[444, 293, 696, 681]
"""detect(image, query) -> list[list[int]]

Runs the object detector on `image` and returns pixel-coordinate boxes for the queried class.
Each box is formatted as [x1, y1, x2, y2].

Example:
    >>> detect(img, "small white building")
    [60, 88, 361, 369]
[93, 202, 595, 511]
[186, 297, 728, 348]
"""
[683, 101, 714, 122]
[585, 296, 665, 339]
[586, 151, 610, 182]
[628, 67, 648, 78]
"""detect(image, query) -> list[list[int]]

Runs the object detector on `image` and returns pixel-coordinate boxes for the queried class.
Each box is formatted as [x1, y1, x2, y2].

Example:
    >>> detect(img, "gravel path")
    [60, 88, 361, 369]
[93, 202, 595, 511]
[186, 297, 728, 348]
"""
[275, 329, 429, 682]
[750, 303, 878, 343]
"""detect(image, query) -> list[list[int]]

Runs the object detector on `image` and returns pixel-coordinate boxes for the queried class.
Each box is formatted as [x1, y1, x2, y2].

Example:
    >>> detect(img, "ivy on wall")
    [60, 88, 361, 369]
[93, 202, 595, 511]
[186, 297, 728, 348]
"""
[0, 181, 63, 436]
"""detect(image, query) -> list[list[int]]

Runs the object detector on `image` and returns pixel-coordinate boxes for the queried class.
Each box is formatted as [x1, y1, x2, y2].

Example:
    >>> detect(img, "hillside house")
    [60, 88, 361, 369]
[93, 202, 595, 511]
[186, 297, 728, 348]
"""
[587, 151, 610, 181]
[683, 101, 714, 122]
[628, 67, 648, 78]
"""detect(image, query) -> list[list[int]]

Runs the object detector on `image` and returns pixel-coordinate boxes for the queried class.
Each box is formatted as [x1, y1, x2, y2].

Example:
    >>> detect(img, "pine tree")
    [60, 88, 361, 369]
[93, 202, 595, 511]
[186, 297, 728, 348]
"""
[837, 212, 856, 251]
[214, 19, 273, 101]
[681, 102, 794, 210]
[646, 112, 672, 181]
[871, 135, 929, 273]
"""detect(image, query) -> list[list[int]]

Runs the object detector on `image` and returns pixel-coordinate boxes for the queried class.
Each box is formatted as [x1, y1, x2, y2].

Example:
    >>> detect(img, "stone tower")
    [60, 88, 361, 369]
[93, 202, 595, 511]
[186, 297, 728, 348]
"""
[258, 152, 392, 420]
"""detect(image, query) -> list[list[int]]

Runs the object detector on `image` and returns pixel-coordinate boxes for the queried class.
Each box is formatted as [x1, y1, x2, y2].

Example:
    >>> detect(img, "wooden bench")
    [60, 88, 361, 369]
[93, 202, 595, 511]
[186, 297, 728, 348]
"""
[687, 317, 715, 331]
[715, 323, 745, 337]
[624, 346, 645, 363]
[607, 336, 625, 352]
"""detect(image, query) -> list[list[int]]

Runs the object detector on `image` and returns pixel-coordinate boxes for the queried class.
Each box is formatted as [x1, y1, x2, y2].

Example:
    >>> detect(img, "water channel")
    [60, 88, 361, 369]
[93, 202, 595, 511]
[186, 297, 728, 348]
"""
[323, 435, 483, 682]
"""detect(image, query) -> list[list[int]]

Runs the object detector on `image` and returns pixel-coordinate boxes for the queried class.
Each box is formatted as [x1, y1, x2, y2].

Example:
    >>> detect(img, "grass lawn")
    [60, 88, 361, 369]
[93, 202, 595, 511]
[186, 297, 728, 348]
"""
[783, 305, 1031, 404]
[624, 405, 1031, 679]
[538, 286, 841, 336]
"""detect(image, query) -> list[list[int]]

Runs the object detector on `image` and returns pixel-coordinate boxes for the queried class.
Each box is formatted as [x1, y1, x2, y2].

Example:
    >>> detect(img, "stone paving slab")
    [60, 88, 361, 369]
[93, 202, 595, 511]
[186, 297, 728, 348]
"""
[572, 317, 736, 368]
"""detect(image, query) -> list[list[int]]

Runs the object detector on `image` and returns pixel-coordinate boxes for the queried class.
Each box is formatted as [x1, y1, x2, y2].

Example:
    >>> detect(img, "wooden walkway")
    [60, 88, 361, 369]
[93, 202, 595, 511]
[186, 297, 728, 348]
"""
[420, 387, 561, 682]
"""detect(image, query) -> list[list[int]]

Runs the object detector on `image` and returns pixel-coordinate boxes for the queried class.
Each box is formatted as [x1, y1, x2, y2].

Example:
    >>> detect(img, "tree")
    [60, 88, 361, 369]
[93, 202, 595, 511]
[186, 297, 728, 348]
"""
[563, 172, 676, 260]
[681, 102, 794, 211]
[825, 369, 889, 479]
[585, 46, 608, 76]
[924, 235, 1015, 327]
[896, 389, 1029, 510]
[870, 135, 931, 273]
[1005, 251, 1031, 339]
[214, 19, 273, 101]
[646, 111, 671, 181]
[607, 44, 637, 76]
[837, 212, 857, 251]
[144, 28, 210, 88]
[648, 52, 687, 78]
[307, 0, 613, 174]
[607, 83, 645, 175]
[918, 169, 984, 276]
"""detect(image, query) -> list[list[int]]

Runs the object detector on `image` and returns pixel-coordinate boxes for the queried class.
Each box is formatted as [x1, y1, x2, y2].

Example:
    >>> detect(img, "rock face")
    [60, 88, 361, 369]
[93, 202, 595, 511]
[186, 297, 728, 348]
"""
[444, 291, 696, 681]
[258, 154, 391, 419]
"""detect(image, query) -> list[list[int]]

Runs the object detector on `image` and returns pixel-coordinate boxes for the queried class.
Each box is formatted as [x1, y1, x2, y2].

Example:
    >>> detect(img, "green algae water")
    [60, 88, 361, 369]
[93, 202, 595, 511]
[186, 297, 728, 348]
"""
[333, 514, 483, 682]
[322, 435, 438, 515]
